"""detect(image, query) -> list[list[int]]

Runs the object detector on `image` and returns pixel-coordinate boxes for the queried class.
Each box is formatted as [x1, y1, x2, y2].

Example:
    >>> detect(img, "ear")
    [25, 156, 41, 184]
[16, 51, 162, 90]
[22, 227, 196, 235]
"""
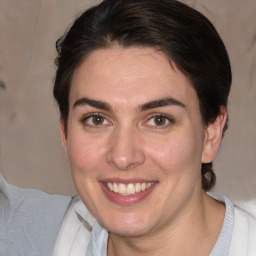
[59, 117, 67, 151]
[201, 106, 227, 163]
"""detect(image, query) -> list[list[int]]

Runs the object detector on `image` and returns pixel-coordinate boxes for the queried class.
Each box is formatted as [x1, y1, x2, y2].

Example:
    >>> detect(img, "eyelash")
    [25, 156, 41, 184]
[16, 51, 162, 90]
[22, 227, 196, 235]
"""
[80, 113, 174, 128]
[144, 114, 174, 128]
[80, 113, 111, 127]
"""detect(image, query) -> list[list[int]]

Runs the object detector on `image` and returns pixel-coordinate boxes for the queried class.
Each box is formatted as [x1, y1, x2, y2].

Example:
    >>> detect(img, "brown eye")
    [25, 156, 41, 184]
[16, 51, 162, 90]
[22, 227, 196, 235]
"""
[83, 114, 110, 126]
[146, 114, 173, 128]
[92, 115, 105, 125]
[153, 116, 167, 126]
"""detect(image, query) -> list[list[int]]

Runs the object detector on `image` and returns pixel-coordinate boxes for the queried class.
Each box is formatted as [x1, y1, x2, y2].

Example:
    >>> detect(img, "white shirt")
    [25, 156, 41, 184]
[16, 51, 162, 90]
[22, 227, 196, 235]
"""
[53, 193, 256, 256]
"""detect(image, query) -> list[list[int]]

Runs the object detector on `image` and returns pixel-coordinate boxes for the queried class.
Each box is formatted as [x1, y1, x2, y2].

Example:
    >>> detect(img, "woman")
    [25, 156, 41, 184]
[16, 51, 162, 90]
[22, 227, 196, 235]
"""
[1, 0, 255, 255]
[53, 0, 256, 255]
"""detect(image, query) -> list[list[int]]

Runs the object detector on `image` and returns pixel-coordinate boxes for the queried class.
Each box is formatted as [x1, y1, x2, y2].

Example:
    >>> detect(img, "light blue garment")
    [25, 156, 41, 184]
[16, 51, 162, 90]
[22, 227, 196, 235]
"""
[85, 222, 108, 256]
[0, 175, 71, 256]
[209, 193, 234, 256]
[84, 193, 235, 256]
[1, 176, 256, 256]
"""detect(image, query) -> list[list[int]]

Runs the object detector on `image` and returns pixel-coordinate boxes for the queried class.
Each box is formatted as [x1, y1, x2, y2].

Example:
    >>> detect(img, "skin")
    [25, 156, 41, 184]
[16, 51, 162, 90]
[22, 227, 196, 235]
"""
[61, 46, 227, 255]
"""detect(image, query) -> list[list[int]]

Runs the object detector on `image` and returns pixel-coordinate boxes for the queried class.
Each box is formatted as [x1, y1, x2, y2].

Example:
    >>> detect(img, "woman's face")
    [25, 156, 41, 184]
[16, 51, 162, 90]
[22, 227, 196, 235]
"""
[61, 46, 213, 237]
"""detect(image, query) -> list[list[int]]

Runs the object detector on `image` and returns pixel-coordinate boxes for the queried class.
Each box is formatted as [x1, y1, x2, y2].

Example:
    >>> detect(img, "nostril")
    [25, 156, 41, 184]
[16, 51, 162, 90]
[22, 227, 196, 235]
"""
[106, 147, 146, 171]
[126, 162, 142, 170]
[106, 129, 146, 170]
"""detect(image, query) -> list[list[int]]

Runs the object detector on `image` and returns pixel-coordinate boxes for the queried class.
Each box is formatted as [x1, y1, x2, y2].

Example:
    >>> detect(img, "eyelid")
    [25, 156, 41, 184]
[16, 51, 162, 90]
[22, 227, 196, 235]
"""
[80, 112, 112, 127]
[143, 113, 174, 128]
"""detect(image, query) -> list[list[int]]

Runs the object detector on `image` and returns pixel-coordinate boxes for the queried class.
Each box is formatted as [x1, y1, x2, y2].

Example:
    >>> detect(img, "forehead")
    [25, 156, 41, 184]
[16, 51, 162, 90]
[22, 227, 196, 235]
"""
[70, 46, 198, 109]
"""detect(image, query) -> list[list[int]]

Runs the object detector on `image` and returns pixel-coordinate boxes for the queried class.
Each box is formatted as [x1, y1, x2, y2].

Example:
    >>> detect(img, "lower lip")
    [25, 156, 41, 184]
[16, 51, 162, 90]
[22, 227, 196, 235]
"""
[99, 182, 157, 206]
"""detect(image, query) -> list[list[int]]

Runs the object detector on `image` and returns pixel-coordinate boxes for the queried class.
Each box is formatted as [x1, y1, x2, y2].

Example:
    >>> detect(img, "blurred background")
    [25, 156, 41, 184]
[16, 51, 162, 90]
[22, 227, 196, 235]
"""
[0, 0, 255, 205]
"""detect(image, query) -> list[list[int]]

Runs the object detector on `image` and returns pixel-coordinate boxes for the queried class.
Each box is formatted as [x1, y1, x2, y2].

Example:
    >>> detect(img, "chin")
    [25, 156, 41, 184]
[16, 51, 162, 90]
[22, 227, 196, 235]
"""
[100, 212, 153, 237]
[108, 225, 150, 238]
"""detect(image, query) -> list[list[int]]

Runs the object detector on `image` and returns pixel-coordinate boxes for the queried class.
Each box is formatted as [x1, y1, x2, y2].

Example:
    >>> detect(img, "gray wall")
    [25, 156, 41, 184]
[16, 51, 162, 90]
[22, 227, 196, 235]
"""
[1, 0, 255, 203]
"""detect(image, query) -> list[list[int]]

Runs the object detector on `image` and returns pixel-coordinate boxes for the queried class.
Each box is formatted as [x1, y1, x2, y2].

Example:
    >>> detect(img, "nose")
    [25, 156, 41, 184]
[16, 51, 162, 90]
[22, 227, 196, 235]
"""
[106, 126, 145, 170]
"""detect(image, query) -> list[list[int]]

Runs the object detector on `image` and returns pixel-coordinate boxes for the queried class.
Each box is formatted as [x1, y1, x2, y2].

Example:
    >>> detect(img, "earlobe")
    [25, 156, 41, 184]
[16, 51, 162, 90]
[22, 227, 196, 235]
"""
[59, 117, 67, 151]
[201, 106, 227, 163]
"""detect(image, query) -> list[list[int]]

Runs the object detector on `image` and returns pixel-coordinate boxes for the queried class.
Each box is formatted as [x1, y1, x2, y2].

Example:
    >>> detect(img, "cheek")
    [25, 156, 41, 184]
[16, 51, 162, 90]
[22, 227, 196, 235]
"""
[146, 132, 204, 175]
[66, 134, 107, 173]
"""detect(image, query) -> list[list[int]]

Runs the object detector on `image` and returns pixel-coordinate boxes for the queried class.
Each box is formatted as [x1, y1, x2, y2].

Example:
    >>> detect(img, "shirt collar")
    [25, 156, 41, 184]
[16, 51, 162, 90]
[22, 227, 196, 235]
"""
[84, 193, 234, 256]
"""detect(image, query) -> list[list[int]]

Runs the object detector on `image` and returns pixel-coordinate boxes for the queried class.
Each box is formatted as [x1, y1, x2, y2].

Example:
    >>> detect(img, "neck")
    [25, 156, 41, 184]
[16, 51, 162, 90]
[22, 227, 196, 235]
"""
[107, 192, 225, 256]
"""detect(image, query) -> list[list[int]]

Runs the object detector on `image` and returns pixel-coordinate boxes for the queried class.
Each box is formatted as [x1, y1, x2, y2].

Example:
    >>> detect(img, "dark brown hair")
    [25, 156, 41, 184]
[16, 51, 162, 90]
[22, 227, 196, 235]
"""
[54, 0, 232, 191]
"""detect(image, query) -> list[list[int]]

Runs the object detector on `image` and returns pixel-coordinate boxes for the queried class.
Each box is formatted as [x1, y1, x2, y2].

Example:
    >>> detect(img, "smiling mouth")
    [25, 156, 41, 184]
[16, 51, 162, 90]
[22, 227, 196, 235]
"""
[103, 182, 154, 196]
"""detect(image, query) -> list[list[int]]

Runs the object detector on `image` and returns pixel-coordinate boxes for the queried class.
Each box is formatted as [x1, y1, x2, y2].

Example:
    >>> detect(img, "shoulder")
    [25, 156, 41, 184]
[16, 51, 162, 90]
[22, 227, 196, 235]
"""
[208, 193, 256, 256]
[229, 204, 256, 255]
[0, 175, 72, 256]
[53, 195, 97, 256]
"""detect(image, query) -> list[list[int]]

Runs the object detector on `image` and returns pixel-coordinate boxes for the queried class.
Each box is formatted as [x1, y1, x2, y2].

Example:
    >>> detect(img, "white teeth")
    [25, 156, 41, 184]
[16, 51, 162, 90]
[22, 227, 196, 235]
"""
[146, 183, 152, 189]
[107, 182, 113, 191]
[126, 184, 135, 194]
[113, 183, 118, 193]
[118, 184, 126, 194]
[135, 183, 141, 193]
[106, 182, 154, 195]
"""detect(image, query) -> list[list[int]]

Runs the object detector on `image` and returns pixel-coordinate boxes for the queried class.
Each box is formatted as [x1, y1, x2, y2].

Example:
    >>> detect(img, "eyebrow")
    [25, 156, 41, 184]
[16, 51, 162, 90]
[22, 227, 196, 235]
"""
[73, 97, 111, 111]
[73, 96, 186, 112]
[139, 97, 186, 111]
